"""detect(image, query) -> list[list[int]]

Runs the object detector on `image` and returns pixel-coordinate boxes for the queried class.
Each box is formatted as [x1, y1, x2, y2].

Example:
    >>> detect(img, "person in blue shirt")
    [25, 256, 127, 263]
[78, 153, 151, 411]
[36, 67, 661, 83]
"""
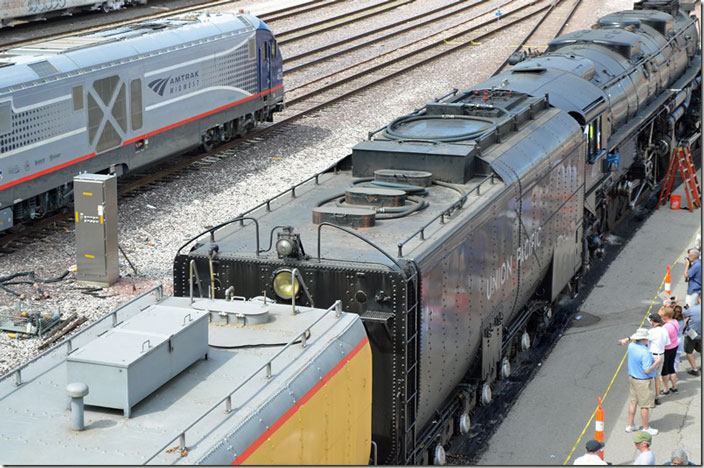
[684, 249, 701, 307]
[623, 328, 662, 435]
[683, 303, 701, 376]
[663, 448, 696, 465]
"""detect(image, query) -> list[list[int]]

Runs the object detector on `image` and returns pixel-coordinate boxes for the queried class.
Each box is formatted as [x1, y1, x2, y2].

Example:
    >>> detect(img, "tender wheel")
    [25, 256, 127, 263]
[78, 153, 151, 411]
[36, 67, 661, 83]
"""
[500, 357, 511, 379]
[520, 331, 531, 351]
[480, 383, 492, 406]
[433, 444, 446, 465]
[457, 411, 471, 435]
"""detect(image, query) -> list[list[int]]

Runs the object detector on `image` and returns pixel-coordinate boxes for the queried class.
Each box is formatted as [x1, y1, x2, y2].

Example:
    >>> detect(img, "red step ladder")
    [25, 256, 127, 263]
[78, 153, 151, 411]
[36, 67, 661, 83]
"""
[657, 146, 701, 212]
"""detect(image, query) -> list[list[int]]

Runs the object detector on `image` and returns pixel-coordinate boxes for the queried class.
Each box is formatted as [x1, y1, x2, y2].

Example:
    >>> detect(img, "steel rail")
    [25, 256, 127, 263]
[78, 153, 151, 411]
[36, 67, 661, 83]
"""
[283, 0, 502, 72]
[490, 0, 582, 77]
[276, 0, 415, 45]
[0, 0, 336, 51]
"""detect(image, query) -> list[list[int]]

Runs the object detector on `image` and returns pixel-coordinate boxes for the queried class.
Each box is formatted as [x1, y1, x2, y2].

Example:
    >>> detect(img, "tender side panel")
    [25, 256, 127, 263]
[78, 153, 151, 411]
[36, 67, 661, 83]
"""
[231, 335, 372, 465]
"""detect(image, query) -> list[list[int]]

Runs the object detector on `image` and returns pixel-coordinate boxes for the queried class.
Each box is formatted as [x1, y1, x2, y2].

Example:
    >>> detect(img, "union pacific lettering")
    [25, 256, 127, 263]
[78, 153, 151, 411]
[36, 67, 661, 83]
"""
[485, 227, 542, 300]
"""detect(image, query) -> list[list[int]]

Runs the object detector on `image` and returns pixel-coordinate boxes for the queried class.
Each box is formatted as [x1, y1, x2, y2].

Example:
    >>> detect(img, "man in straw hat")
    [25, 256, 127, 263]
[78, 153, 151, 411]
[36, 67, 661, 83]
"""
[621, 328, 662, 435]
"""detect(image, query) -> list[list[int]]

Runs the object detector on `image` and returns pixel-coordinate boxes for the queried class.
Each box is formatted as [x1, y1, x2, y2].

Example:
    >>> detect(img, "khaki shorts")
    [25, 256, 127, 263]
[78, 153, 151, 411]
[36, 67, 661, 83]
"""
[651, 354, 664, 376]
[629, 376, 655, 408]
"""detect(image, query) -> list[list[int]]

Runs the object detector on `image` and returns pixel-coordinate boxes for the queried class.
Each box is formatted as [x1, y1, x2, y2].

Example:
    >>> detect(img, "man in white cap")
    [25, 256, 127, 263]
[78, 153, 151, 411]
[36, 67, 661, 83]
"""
[573, 439, 607, 465]
[623, 328, 662, 435]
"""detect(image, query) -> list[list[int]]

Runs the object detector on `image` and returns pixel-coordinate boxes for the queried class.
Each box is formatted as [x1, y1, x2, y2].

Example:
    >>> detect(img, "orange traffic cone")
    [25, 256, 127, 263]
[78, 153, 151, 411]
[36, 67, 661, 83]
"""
[665, 265, 672, 296]
[595, 397, 605, 460]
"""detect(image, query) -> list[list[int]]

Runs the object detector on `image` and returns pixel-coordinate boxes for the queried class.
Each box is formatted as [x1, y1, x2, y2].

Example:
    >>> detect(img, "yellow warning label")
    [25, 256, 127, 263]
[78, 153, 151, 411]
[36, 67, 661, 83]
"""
[75, 211, 79, 222]
[100, 215, 104, 224]
[82, 192, 93, 196]
[84, 254, 95, 259]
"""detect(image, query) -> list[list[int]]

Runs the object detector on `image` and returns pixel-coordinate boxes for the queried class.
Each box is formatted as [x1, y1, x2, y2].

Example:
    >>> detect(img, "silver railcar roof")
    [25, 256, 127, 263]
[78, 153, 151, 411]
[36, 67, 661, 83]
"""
[0, 12, 264, 92]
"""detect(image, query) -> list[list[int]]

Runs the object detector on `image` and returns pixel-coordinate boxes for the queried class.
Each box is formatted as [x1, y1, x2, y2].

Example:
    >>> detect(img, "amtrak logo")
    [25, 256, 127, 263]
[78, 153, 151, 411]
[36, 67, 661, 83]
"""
[148, 77, 170, 96]
[148, 71, 200, 97]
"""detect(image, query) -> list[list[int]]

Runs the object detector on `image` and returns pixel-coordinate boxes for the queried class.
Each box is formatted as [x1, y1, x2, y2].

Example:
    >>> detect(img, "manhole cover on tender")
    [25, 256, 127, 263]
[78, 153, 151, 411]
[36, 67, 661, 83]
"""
[570, 311, 601, 327]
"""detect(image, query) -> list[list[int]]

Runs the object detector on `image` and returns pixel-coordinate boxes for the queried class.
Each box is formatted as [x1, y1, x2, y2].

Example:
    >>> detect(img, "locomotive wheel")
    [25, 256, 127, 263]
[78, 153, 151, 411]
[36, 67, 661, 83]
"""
[457, 411, 471, 435]
[480, 383, 492, 406]
[101, 2, 111, 12]
[520, 331, 531, 351]
[500, 357, 511, 379]
[432, 444, 446, 465]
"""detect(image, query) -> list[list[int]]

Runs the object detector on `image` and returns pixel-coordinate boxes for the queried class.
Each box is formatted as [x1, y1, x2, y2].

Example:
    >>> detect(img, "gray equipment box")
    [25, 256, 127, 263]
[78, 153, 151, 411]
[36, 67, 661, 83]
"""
[74, 173, 119, 287]
[67, 305, 209, 417]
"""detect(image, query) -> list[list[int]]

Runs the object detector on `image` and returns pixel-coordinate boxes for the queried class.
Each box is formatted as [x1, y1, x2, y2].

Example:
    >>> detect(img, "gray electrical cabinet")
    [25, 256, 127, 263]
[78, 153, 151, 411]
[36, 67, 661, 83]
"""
[74, 174, 119, 287]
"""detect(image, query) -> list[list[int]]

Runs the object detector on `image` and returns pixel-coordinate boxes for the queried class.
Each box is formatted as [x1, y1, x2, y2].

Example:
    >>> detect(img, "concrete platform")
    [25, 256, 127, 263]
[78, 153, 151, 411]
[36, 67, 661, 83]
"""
[476, 177, 702, 465]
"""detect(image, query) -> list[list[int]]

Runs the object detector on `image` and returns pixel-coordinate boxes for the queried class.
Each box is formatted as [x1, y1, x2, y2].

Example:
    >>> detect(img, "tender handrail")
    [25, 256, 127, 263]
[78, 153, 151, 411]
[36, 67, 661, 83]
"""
[142, 300, 344, 465]
[174, 158, 351, 258]
[176, 217, 260, 257]
[397, 174, 493, 257]
[0, 285, 164, 386]
[316, 222, 403, 272]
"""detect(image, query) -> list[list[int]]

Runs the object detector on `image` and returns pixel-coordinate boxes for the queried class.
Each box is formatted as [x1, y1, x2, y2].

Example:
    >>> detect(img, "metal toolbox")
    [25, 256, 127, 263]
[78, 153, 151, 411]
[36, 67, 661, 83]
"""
[67, 305, 208, 417]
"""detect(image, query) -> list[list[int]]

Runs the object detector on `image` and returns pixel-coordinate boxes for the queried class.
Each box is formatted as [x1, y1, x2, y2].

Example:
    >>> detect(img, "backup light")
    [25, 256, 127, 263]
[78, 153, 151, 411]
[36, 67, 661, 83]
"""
[272, 269, 300, 300]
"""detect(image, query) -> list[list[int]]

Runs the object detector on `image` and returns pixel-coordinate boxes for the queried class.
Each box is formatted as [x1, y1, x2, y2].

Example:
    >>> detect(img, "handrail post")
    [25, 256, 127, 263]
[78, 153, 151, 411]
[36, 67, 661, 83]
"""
[291, 268, 298, 315]
[179, 433, 186, 450]
[335, 300, 342, 318]
[225, 395, 232, 413]
[14, 369, 21, 387]
[266, 362, 272, 379]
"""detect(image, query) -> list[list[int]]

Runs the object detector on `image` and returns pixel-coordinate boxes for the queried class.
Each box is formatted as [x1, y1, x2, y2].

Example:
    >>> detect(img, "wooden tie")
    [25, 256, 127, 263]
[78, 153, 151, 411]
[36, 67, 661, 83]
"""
[657, 146, 701, 212]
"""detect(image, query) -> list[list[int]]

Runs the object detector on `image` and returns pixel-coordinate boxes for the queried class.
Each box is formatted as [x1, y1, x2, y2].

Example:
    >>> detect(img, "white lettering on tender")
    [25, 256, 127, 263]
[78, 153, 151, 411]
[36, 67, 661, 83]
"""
[485, 226, 542, 300]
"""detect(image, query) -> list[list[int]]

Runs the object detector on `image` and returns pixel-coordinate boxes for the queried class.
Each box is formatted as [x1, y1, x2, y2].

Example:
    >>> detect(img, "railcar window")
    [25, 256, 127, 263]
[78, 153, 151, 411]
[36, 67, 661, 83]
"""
[272, 41, 277, 57]
[248, 38, 255, 59]
[130, 79, 143, 131]
[0, 102, 10, 136]
[73, 86, 84, 111]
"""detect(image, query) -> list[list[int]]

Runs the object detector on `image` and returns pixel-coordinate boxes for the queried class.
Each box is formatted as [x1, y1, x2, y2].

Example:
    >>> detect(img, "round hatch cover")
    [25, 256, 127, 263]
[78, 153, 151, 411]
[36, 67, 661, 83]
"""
[385, 116, 493, 141]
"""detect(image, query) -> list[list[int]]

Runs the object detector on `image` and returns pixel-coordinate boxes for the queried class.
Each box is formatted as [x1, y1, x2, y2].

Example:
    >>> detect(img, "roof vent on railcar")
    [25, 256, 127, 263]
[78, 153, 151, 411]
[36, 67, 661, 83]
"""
[634, 0, 682, 16]
[312, 170, 438, 227]
[547, 30, 643, 59]
[599, 11, 674, 36]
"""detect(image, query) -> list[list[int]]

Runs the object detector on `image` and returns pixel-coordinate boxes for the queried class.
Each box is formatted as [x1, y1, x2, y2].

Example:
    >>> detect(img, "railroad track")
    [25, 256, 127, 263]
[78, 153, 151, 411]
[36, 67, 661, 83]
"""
[0, 0, 341, 50]
[282, 0, 515, 72]
[491, 0, 582, 76]
[0, 0, 559, 255]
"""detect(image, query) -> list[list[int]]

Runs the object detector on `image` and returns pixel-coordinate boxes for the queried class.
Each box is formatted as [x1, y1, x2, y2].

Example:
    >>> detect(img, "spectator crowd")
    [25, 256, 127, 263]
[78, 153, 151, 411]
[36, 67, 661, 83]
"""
[575, 247, 701, 466]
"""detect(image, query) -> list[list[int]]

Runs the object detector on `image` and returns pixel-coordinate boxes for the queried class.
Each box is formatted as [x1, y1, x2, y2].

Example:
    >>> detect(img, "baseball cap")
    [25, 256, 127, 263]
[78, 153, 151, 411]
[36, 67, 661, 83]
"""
[586, 439, 604, 452]
[633, 431, 652, 444]
[649, 313, 663, 323]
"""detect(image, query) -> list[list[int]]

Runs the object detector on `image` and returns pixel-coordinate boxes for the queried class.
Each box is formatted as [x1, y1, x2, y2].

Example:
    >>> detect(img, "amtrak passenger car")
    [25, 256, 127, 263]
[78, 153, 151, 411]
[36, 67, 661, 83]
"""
[0, 12, 284, 230]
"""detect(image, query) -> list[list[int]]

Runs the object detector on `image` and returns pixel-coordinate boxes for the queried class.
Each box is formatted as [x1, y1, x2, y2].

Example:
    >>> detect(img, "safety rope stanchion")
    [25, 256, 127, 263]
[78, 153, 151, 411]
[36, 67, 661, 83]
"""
[595, 397, 605, 460]
[664, 265, 672, 296]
